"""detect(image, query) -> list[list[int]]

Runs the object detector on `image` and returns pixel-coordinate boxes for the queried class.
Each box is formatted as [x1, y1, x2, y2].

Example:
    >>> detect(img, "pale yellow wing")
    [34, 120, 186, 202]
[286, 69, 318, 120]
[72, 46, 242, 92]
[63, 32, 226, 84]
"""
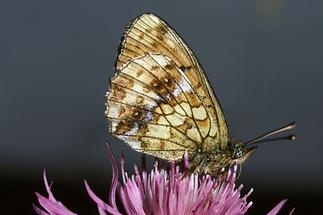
[116, 13, 228, 148]
[107, 53, 208, 160]
[106, 13, 228, 160]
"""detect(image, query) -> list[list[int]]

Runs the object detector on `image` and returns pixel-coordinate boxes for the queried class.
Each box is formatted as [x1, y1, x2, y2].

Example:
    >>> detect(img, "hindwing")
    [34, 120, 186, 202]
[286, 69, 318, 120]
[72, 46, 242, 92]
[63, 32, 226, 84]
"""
[106, 14, 229, 160]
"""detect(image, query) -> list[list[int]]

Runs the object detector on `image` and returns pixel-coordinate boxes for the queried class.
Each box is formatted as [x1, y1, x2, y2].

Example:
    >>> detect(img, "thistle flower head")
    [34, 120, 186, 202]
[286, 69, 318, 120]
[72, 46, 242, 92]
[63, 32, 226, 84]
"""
[34, 143, 290, 215]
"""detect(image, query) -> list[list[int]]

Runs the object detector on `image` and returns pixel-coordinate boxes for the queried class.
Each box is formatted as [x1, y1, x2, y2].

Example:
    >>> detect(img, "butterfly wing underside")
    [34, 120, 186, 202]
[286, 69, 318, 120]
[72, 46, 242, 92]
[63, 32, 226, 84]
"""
[106, 13, 228, 160]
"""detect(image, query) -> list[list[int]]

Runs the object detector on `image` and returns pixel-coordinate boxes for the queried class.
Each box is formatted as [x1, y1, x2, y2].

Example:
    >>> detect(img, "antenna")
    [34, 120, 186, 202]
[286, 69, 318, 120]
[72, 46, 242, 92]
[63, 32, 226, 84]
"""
[245, 122, 296, 146]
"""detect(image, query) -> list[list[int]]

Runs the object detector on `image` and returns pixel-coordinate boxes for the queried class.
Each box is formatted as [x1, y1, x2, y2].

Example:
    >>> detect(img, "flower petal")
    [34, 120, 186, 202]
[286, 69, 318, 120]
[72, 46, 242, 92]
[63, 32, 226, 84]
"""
[35, 193, 77, 215]
[84, 180, 121, 215]
[267, 199, 288, 215]
[106, 143, 119, 209]
[35, 142, 292, 215]
[32, 204, 50, 215]
[34, 171, 78, 215]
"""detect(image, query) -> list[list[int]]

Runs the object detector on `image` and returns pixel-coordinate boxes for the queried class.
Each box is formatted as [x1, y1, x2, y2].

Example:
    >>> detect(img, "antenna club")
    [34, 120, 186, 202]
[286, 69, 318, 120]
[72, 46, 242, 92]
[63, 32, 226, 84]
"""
[290, 135, 296, 141]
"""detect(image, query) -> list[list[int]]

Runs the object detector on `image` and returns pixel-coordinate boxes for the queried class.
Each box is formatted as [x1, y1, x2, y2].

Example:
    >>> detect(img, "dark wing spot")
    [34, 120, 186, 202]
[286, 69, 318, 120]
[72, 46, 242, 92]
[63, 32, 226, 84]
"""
[151, 65, 159, 70]
[156, 33, 164, 41]
[110, 86, 126, 100]
[136, 69, 144, 77]
[143, 85, 150, 93]
[130, 108, 144, 120]
[151, 41, 157, 48]
[146, 28, 152, 33]
[138, 122, 148, 132]
[151, 79, 169, 98]
[160, 141, 165, 150]
[152, 80, 161, 88]
[118, 106, 126, 116]
[115, 121, 133, 134]
[179, 66, 192, 72]
[115, 74, 134, 88]
[163, 75, 175, 89]
[141, 141, 148, 149]
[156, 24, 168, 35]
[165, 64, 175, 70]
[200, 95, 207, 100]
[136, 96, 144, 104]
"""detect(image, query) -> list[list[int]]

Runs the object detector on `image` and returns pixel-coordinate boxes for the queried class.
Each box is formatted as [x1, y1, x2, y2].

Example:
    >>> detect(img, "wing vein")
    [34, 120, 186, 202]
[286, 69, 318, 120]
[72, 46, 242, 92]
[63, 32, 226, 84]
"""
[116, 134, 190, 149]
[153, 16, 214, 138]
[156, 17, 216, 138]
[111, 67, 200, 148]
[130, 59, 201, 147]
[150, 55, 206, 142]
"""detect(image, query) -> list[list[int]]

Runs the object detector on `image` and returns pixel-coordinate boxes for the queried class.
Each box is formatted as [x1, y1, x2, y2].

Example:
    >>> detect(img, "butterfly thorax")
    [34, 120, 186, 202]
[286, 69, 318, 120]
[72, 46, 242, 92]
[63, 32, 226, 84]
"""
[188, 144, 231, 175]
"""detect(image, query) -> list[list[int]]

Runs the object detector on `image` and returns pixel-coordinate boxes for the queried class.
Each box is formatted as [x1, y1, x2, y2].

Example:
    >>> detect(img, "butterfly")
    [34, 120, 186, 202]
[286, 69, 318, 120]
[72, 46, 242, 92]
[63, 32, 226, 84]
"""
[105, 13, 295, 175]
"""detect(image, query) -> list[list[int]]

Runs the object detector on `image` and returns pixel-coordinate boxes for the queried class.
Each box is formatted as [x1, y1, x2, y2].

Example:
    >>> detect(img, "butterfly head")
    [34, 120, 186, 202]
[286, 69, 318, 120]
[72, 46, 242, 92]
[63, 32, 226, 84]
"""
[229, 122, 296, 165]
[229, 140, 257, 164]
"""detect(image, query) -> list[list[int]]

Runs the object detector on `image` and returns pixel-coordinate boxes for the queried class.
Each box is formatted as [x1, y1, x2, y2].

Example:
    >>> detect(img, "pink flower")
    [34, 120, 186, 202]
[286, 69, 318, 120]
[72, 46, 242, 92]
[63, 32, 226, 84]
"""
[33, 171, 77, 215]
[34, 143, 291, 215]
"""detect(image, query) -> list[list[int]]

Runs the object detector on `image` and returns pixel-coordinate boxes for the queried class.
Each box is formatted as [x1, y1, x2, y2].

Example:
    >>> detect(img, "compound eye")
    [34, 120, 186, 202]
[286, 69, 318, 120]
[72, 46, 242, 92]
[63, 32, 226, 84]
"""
[235, 150, 243, 158]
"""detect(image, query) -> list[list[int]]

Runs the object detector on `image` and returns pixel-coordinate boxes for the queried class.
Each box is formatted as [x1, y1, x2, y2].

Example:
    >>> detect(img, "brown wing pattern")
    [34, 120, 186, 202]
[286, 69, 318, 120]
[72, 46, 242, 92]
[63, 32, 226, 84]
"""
[107, 53, 209, 160]
[106, 13, 228, 160]
[117, 13, 228, 147]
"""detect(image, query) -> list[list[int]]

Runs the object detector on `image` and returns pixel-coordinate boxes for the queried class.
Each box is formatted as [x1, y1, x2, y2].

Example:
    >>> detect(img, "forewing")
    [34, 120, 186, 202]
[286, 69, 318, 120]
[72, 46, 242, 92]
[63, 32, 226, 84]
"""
[116, 13, 228, 149]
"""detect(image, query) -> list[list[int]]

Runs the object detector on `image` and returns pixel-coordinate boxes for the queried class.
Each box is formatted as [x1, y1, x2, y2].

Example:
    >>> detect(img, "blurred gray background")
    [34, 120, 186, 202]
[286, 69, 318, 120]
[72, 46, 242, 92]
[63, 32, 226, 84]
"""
[1, 0, 322, 214]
